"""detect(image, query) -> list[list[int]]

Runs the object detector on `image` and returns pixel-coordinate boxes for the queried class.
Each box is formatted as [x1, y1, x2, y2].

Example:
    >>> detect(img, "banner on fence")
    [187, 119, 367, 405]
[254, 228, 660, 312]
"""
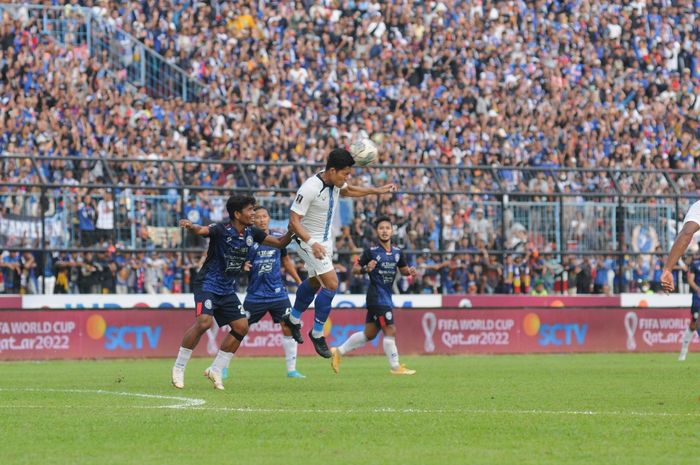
[441, 295, 620, 308]
[0, 213, 63, 241]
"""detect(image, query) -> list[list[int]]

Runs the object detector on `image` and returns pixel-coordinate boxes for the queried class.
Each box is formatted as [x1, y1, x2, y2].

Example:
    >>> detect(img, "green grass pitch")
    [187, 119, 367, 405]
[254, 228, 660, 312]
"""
[1, 354, 699, 465]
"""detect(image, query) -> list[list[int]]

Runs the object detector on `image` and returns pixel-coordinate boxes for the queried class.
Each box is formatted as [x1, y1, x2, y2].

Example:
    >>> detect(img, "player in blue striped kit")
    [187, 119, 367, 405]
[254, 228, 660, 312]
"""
[330, 217, 417, 375]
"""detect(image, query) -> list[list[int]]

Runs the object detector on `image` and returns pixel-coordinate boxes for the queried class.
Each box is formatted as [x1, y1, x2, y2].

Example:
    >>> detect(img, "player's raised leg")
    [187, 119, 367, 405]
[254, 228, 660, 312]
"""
[305, 270, 338, 358]
[282, 277, 320, 343]
[331, 322, 379, 374]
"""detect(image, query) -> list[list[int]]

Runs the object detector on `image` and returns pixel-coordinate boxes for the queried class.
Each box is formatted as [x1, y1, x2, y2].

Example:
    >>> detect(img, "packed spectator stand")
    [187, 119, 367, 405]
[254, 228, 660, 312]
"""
[0, 0, 699, 296]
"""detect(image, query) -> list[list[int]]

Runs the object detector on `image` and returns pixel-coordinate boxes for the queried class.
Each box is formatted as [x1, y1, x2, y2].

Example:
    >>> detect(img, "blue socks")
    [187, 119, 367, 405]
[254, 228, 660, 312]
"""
[312, 288, 336, 337]
[291, 279, 318, 322]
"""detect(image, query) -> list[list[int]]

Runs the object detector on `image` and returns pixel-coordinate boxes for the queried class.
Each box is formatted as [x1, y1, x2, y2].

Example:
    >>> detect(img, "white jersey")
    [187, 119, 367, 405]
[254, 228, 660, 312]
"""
[684, 200, 700, 227]
[291, 173, 345, 242]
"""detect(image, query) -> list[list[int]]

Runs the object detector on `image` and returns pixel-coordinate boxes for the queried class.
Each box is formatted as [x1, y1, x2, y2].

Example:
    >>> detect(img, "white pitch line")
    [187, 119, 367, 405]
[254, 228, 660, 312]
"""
[1, 388, 699, 418]
[185, 406, 700, 418]
[0, 388, 206, 409]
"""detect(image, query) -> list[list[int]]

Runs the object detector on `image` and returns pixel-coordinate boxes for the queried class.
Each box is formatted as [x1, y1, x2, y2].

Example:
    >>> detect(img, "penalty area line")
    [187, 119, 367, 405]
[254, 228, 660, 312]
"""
[0, 387, 206, 409]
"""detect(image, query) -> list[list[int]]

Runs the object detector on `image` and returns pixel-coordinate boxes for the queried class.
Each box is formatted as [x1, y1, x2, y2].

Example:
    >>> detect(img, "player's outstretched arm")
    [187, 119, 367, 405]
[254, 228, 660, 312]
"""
[261, 230, 294, 249]
[179, 219, 210, 236]
[340, 183, 397, 198]
[661, 221, 700, 293]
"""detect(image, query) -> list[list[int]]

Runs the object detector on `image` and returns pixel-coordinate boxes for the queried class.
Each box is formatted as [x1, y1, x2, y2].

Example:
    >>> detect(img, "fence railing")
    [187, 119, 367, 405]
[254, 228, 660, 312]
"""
[0, 3, 207, 101]
[2, 155, 699, 294]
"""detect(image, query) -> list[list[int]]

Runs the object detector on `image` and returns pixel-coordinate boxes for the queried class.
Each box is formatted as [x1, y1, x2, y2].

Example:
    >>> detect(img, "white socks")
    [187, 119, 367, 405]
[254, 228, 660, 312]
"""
[339, 332, 368, 355]
[383, 336, 400, 369]
[174, 347, 192, 370]
[680, 327, 694, 360]
[210, 350, 234, 374]
[282, 336, 298, 372]
[338, 332, 401, 369]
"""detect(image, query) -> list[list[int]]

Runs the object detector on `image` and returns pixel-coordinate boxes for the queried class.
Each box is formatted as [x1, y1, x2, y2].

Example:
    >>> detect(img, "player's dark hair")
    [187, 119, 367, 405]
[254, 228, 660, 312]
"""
[226, 195, 256, 219]
[253, 205, 268, 213]
[375, 216, 392, 228]
[326, 148, 355, 171]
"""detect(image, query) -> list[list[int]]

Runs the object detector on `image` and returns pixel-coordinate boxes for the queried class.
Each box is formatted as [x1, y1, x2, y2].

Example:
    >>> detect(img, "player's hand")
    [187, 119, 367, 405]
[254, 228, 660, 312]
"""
[408, 266, 417, 277]
[375, 184, 397, 194]
[311, 242, 327, 259]
[660, 269, 675, 293]
[243, 261, 252, 272]
[366, 260, 378, 272]
[179, 219, 193, 230]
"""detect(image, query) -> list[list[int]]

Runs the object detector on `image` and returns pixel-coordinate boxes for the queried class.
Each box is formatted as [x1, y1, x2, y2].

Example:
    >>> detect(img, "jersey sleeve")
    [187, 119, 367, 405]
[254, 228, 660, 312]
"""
[397, 250, 407, 268]
[683, 201, 700, 227]
[250, 226, 268, 244]
[280, 246, 288, 258]
[358, 248, 372, 266]
[290, 181, 315, 217]
[205, 223, 223, 238]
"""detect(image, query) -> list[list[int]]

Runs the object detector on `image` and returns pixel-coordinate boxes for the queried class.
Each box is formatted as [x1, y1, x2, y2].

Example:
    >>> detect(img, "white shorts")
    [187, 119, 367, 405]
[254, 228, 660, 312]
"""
[295, 239, 335, 277]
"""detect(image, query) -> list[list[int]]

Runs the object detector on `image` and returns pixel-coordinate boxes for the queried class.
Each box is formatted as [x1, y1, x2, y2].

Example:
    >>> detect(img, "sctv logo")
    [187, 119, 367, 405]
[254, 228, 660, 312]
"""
[523, 313, 587, 347]
[86, 315, 162, 350]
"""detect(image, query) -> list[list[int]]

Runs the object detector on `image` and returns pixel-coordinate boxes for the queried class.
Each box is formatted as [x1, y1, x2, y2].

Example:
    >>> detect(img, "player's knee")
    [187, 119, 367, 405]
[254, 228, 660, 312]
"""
[195, 315, 213, 332]
[383, 325, 397, 338]
[229, 330, 245, 342]
[229, 319, 248, 342]
[231, 319, 249, 335]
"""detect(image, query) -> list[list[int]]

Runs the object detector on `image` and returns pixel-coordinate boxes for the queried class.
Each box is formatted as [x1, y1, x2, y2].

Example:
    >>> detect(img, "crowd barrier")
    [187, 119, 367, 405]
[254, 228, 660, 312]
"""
[5, 293, 692, 310]
[0, 307, 695, 361]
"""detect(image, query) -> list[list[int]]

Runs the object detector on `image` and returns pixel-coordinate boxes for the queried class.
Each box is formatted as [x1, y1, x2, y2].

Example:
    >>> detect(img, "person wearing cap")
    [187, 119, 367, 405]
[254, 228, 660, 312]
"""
[530, 279, 548, 296]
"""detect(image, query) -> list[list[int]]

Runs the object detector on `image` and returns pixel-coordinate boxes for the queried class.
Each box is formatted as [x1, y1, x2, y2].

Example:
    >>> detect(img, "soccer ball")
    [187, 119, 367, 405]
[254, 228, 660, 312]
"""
[349, 138, 378, 167]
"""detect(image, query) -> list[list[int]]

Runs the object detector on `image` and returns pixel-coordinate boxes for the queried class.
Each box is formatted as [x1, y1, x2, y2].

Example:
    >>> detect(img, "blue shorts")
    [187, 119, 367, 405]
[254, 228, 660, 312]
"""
[244, 298, 292, 325]
[194, 290, 245, 327]
[365, 305, 395, 328]
[691, 303, 700, 321]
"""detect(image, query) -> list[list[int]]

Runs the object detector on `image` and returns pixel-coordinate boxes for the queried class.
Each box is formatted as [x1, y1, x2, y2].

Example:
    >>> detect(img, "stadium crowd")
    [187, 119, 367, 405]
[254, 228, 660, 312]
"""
[0, 0, 699, 295]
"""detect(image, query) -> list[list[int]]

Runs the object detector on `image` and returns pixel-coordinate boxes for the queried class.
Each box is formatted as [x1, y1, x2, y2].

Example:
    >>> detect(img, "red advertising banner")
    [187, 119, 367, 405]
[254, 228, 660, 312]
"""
[0, 295, 22, 309]
[442, 295, 620, 308]
[0, 308, 694, 360]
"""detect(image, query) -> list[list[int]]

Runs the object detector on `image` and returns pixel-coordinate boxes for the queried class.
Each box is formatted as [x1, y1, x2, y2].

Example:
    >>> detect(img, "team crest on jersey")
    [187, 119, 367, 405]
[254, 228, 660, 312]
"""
[226, 236, 233, 243]
[246, 235, 253, 246]
[204, 299, 212, 310]
[386, 311, 393, 320]
[375, 255, 381, 261]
